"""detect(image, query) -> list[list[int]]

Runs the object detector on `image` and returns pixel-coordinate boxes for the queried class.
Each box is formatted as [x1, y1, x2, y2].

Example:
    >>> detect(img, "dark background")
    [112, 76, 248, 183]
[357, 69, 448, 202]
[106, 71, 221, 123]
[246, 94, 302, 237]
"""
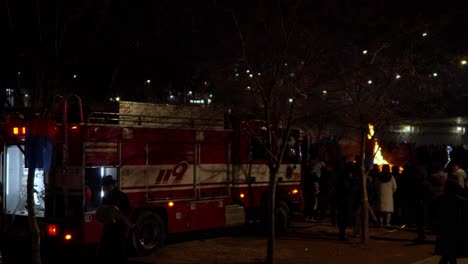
[2, 0, 468, 111]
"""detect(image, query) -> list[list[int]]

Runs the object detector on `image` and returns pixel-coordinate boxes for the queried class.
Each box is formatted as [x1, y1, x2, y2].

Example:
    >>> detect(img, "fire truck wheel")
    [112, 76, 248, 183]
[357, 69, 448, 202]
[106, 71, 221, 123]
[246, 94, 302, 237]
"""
[275, 200, 290, 236]
[132, 211, 167, 256]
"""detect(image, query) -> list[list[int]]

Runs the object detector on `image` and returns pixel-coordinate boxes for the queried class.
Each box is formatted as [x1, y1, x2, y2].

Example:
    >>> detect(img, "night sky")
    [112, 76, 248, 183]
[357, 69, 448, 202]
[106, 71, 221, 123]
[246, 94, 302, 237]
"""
[2, 0, 468, 107]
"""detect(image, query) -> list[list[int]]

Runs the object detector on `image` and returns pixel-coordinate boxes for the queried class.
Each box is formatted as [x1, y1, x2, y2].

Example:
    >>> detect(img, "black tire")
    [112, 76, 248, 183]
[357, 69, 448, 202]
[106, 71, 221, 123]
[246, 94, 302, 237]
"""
[275, 200, 290, 236]
[131, 211, 167, 256]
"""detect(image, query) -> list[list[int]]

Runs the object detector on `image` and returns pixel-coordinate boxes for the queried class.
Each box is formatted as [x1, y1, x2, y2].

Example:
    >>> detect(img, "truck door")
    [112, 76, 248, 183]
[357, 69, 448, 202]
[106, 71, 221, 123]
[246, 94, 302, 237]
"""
[189, 131, 230, 230]
[3, 145, 46, 218]
[83, 166, 118, 245]
[197, 142, 230, 198]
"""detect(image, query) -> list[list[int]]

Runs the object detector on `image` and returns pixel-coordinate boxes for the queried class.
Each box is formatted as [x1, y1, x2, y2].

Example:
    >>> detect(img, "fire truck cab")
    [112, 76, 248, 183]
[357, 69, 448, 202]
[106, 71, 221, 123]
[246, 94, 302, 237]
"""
[0, 98, 303, 257]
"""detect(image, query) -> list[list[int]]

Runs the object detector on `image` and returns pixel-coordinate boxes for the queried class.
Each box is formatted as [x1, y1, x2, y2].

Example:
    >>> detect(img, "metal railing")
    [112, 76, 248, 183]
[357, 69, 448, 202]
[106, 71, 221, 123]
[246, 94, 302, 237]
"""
[85, 101, 229, 129]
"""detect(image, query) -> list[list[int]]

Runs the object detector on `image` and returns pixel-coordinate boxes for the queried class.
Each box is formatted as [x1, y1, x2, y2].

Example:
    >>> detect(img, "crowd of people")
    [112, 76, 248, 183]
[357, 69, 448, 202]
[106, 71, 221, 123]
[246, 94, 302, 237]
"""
[302, 144, 468, 263]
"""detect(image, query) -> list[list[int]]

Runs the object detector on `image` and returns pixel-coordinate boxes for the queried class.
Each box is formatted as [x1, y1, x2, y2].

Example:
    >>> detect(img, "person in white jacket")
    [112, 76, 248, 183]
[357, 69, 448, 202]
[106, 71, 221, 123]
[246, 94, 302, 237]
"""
[374, 164, 398, 227]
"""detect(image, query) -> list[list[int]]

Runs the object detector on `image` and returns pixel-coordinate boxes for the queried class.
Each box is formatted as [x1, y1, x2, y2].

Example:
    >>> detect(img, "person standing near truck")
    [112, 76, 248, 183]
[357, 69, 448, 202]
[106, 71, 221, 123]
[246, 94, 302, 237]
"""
[97, 175, 132, 264]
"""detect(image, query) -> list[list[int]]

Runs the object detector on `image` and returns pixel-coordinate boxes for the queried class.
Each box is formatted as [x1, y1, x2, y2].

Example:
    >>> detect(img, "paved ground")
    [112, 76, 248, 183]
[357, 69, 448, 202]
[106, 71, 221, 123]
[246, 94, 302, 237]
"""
[128, 218, 468, 264]
[2, 217, 465, 264]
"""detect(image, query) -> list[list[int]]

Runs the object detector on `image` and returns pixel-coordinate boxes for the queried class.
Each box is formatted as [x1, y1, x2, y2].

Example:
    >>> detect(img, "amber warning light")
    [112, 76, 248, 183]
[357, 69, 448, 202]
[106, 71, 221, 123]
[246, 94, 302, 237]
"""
[64, 233, 73, 241]
[12, 126, 26, 136]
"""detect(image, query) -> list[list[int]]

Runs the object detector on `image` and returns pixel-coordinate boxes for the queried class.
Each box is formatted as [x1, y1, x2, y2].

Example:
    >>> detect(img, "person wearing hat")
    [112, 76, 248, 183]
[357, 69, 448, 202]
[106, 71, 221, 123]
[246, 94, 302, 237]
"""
[97, 175, 131, 264]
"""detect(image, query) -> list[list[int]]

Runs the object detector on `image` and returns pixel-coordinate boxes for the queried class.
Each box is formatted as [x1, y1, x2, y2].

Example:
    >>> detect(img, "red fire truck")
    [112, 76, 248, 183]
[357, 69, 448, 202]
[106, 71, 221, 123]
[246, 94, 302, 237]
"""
[0, 98, 303, 257]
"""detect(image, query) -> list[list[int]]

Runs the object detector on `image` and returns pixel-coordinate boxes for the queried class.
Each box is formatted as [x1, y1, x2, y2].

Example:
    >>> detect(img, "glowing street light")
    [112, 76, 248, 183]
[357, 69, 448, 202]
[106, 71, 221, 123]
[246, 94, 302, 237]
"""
[433, 72, 438, 77]
[362, 50, 368, 54]
[288, 98, 293, 103]
[73, 74, 77, 79]
[396, 74, 401, 79]
[461, 60, 467, 65]
[422, 32, 428, 37]
[368, 80, 373, 84]
[146, 79, 151, 84]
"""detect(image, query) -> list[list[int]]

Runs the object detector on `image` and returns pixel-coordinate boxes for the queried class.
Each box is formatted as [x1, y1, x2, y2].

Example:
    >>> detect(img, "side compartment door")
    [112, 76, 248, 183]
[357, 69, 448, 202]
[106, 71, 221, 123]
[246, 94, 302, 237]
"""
[197, 142, 230, 198]
[190, 131, 230, 230]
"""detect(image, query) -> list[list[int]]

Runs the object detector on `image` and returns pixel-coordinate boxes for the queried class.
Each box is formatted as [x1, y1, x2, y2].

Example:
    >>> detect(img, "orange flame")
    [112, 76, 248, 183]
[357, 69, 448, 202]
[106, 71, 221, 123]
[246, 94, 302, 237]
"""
[368, 124, 389, 166]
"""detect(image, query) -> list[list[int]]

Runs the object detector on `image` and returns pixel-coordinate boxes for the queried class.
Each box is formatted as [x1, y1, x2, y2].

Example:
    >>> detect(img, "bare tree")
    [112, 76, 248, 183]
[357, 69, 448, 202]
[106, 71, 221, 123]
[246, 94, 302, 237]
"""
[216, 1, 338, 263]
[325, 21, 453, 243]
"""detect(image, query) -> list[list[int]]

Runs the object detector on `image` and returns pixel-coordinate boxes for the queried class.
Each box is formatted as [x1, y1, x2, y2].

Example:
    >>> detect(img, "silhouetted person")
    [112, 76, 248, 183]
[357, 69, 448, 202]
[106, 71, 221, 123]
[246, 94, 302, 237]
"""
[97, 175, 132, 264]
[399, 163, 413, 225]
[391, 165, 403, 224]
[336, 161, 360, 241]
[433, 179, 468, 264]
[367, 164, 380, 226]
[406, 162, 431, 243]
[318, 164, 331, 220]
[302, 162, 316, 221]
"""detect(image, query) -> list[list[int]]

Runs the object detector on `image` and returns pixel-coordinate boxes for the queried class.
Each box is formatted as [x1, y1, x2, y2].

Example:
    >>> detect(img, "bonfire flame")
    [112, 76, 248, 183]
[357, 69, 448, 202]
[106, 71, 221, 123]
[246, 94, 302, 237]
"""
[368, 124, 389, 166]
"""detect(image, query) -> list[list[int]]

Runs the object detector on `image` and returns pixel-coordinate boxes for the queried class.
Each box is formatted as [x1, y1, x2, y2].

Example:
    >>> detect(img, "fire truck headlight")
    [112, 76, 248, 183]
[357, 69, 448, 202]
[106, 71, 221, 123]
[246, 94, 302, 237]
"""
[168, 201, 174, 207]
[240, 193, 245, 199]
[291, 189, 299, 195]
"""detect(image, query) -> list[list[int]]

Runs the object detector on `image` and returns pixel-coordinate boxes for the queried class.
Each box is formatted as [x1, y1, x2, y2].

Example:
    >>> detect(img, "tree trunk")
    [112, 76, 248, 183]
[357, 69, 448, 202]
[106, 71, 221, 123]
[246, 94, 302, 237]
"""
[27, 166, 42, 264]
[360, 127, 369, 244]
[266, 167, 277, 264]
